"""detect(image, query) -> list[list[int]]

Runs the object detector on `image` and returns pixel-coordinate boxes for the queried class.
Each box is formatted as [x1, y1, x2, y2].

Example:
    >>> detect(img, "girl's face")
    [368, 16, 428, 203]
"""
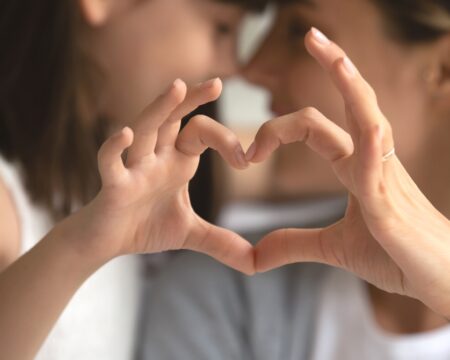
[83, 0, 246, 124]
[244, 0, 439, 195]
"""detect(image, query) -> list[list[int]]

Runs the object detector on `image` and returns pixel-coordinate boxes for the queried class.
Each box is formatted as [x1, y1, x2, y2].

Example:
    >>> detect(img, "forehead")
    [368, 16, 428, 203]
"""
[277, 0, 382, 38]
[211, 0, 267, 11]
[278, 0, 377, 19]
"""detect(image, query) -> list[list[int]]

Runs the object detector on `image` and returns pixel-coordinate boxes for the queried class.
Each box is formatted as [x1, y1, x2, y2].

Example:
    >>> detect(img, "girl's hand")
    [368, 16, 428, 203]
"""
[249, 29, 450, 317]
[64, 78, 254, 275]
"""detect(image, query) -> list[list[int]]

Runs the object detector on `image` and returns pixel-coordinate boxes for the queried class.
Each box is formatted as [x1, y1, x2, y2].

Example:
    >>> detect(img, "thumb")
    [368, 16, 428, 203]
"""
[97, 127, 134, 187]
[176, 115, 249, 170]
[254, 222, 345, 273]
[184, 216, 255, 275]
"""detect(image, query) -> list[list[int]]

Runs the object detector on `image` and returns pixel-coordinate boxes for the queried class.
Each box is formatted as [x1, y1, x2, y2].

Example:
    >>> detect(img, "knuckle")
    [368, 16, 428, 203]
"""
[364, 82, 377, 102]
[97, 141, 109, 163]
[223, 132, 239, 147]
[376, 179, 389, 197]
[368, 124, 380, 138]
[189, 114, 208, 127]
[361, 123, 381, 141]
[384, 122, 394, 140]
[300, 106, 321, 120]
[331, 57, 343, 75]
[260, 120, 276, 136]
[97, 150, 103, 166]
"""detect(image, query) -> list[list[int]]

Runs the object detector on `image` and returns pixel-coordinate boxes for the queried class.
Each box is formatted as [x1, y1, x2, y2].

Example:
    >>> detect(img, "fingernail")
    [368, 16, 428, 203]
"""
[311, 27, 330, 45]
[235, 148, 248, 168]
[172, 78, 183, 89]
[245, 142, 257, 161]
[201, 78, 219, 88]
[343, 57, 357, 76]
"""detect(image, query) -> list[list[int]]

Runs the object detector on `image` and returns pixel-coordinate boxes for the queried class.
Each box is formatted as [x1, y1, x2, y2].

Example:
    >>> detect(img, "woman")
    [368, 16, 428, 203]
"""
[140, 1, 450, 359]
[0, 0, 266, 359]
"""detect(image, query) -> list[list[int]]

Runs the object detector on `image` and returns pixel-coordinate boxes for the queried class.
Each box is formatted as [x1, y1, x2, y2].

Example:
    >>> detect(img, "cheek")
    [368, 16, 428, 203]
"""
[97, 12, 217, 123]
[285, 62, 347, 128]
[273, 61, 347, 194]
[159, 33, 217, 83]
[360, 55, 429, 174]
[375, 80, 428, 173]
[126, 20, 216, 91]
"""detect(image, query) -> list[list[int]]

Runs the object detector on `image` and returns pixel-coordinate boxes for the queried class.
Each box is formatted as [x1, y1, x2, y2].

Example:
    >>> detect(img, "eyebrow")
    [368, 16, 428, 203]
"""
[277, 0, 317, 7]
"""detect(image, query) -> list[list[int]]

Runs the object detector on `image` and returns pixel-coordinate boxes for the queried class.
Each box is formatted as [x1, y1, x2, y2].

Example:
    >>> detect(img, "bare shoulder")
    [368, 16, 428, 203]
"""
[0, 175, 21, 270]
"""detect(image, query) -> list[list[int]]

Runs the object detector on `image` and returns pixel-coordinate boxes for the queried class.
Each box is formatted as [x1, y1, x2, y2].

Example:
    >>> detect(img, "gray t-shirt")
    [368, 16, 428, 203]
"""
[136, 196, 450, 360]
[137, 251, 450, 360]
[137, 251, 328, 360]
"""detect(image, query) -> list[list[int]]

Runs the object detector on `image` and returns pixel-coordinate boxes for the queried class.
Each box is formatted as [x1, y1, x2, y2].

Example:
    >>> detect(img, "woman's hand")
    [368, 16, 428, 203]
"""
[249, 29, 450, 317]
[63, 78, 254, 275]
[0, 78, 255, 360]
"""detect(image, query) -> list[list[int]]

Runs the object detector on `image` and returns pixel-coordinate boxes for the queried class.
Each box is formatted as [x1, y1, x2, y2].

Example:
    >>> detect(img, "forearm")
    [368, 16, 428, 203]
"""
[0, 218, 106, 360]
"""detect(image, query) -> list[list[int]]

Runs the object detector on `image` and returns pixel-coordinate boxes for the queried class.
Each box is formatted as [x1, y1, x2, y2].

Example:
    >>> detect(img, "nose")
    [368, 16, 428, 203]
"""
[240, 32, 282, 91]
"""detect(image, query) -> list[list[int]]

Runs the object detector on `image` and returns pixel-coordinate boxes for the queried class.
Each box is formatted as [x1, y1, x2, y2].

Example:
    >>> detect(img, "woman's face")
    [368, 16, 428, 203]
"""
[244, 0, 436, 195]
[84, 0, 246, 124]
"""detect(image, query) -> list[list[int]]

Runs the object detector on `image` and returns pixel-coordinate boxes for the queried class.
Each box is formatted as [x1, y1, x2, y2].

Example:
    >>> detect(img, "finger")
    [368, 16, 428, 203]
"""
[306, 28, 396, 196]
[245, 107, 353, 165]
[357, 124, 384, 198]
[98, 127, 134, 187]
[126, 79, 187, 165]
[176, 115, 249, 170]
[305, 28, 394, 153]
[254, 222, 344, 273]
[156, 78, 223, 151]
[185, 216, 255, 275]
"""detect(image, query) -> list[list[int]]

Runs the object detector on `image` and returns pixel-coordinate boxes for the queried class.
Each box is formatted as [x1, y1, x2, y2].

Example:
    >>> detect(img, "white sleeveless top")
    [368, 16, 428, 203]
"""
[0, 155, 142, 360]
[310, 269, 450, 360]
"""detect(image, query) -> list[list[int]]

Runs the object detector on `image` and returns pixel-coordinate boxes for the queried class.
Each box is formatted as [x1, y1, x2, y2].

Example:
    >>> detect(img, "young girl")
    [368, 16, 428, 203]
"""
[0, 0, 266, 359]
[140, 1, 450, 359]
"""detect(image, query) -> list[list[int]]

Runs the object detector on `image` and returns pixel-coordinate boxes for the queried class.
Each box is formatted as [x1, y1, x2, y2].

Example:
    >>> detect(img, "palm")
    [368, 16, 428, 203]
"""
[79, 79, 255, 275]
[110, 151, 199, 253]
[326, 194, 405, 293]
[255, 30, 450, 317]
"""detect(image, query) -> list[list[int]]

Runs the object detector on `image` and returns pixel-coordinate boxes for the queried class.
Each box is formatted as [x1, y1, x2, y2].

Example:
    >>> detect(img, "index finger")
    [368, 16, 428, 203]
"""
[155, 78, 223, 151]
[176, 115, 249, 170]
[305, 28, 394, 152]
[246, 107, 353, 165]
[126, 79, 187, 165]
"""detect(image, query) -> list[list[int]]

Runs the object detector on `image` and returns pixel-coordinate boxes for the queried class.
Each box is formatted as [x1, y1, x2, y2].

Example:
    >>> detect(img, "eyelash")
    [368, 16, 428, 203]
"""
[284, 19, 310, 55]
[287, 20, 309, 42]
[215, 22, 233, 37]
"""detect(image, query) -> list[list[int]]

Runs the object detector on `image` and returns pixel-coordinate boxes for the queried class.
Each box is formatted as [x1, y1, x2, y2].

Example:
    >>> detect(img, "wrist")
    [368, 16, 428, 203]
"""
[51, 206, 114, 274]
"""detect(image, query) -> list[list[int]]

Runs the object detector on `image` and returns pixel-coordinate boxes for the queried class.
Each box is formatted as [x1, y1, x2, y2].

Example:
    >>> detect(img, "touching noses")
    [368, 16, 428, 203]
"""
[240, 37, 281, 91]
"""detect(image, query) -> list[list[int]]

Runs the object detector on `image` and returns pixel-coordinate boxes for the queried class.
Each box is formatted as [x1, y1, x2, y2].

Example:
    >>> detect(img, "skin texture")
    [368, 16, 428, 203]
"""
[80, 0, 245, 126]
[0, 0, 251, 272]
[244, 0, 450, 205]
[0, 79, 256, 360]
[246, 26, 450, 328]
[1, 1, 449, 358]
[0, 1, 253, 358]
[243, 0, 450, 333]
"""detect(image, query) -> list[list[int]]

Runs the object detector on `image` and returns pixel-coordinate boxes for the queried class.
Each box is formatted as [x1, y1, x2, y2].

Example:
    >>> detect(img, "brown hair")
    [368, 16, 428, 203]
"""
[371, 0, 450, 43]
[276, 0, 450, 43]
[219, 0, 269, 11]
[0, 0, 268, 219]
[0, 0, 105, 218]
